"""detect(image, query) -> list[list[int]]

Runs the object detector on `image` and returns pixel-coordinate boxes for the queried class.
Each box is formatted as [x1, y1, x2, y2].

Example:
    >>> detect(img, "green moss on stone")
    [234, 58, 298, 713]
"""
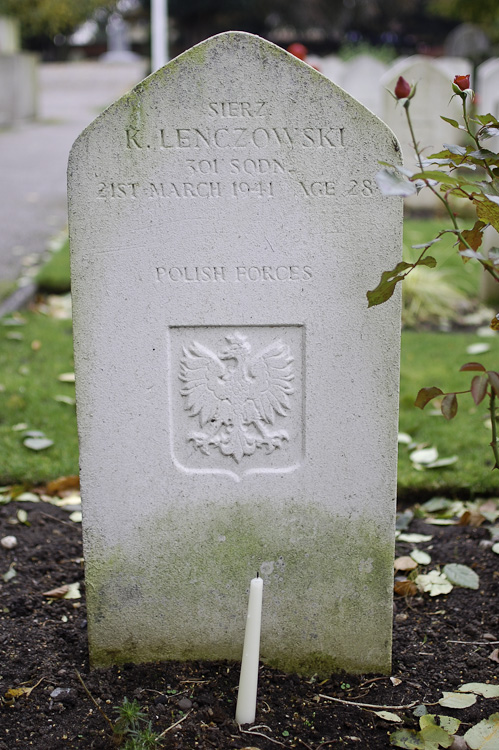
[84, 501, 395, 676]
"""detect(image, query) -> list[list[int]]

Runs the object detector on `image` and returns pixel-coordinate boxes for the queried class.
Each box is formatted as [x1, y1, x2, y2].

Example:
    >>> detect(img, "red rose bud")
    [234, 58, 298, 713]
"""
[454, 74, 470, 91]
[287, 43, 308, 61]
[394, 76, 411, 99]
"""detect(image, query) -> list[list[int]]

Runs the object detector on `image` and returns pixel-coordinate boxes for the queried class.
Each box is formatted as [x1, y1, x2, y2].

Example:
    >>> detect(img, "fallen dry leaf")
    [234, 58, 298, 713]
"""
[45, 475, 80, 496]
[479, 499, 498, 514]
[373, 711, 403, 722]
[394, 556, 418, 572]
[458, 682, 499, 698]
[488, 648, 499, 663]
[459, 510, 486, 527]
[5, 687, 33, 700]
[42, 585, 69, 599]
[1, 535, 17, 550]
[439, 691, 477, 709]
[43, 583, 81, 600]
[3, 677, 44, 703]
[464, 712, 499, 749]
[48, 492, 81, 507]
[394, 580, 418, 597]
[416, 570, 453, 596]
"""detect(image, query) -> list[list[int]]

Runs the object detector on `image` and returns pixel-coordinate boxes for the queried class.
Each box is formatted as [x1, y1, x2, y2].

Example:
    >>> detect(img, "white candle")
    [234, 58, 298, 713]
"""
[235, 574, 263, 725]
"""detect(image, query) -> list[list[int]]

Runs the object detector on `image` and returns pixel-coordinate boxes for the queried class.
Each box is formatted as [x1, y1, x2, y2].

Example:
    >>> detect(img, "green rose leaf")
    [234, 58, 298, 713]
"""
[460, 362, 486, 372]
[471, 375, 488, 406]
[367, 262, 412, 307]
[488, 371, 499, 397]
[441, 393, 458, 420]
[442, 142, 468, 155]
[411, 171, 459, 184]
[475, 113, 499, 126]
[418, 256, 437, 268]
[474, 198, 499, 233]
[459, 220, 486, 252]
[415, 387, 444, 409]
[440, 116, 460, 128]
[376, 167, 417, 197]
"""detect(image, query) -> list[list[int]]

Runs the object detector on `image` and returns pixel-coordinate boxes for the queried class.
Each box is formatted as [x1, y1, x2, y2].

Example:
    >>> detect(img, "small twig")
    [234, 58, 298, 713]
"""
[239, 724, 287, 747]
[156, 709, 192, 738]
[448, 640, 499, 645]
[317, 694, 419, 710]
[39, 511, 75, 529]
[297, 738, 315, 750]
[75, 669, 115, 733]
[19, 676, 45, 695]
[359, 677, 393, 687]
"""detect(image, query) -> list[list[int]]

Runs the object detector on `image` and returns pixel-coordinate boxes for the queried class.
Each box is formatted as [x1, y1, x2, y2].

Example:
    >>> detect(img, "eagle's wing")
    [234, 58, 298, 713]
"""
[247, 340, 294, 424]
[179, 342, 228, 425]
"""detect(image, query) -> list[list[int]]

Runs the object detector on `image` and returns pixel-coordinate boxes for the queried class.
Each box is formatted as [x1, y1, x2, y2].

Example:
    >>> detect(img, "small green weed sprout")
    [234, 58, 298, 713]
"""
[113, 698, 162, 748]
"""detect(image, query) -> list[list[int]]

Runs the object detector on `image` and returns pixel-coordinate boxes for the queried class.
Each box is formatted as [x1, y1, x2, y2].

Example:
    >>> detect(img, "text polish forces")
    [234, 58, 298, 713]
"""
[155, 266, 313, 283]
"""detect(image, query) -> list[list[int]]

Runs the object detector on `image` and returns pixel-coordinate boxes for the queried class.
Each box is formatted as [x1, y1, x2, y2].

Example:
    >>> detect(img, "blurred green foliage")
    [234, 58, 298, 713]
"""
[0, 0, 116, 39]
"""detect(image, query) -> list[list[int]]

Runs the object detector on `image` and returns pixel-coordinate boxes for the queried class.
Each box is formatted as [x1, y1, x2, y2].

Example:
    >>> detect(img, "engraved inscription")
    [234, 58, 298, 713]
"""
[96, 178, 375, 201]
[101, 101, 381, 204]
[156, 265, 312, 283]
[207, 101, 268, 117]
[124, 126, 346, 151]
[179, 332, 294, 463]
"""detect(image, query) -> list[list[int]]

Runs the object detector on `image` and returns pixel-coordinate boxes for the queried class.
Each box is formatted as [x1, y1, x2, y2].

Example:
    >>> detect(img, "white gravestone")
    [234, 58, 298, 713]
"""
[68, 32, 402, 675]
[477, 59, 499, 153]
[318, 54, 345, 85]
[340, 55, 388, 118]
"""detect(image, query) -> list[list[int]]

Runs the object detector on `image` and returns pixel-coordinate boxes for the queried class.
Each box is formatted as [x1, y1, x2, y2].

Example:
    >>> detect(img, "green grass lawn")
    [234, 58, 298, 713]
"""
[403, 217, 482, 297]
[398, 330, 499, 498]
[0, 311, 77, 484]
[36, 237, 71, 294]
[1, 308, 499, 497]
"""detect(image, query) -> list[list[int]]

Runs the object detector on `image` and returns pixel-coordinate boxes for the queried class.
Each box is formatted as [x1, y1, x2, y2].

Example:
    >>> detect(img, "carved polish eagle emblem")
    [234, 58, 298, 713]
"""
[179, 332, 294, 463]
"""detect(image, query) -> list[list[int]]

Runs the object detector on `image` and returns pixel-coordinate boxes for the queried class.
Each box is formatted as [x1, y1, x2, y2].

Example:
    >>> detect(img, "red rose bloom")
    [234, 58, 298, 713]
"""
[287, 43, 308, 61]
[394, 76, 411, 99]
[454, 74, 470, 91]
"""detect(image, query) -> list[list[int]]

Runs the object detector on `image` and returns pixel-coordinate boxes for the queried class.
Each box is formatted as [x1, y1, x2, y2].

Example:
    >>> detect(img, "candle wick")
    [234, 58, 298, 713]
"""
[256, 572, 260, 578]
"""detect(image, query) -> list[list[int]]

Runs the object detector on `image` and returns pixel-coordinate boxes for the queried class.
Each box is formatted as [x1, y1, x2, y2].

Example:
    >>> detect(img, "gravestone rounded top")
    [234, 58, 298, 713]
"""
[71, 32, 399, 159]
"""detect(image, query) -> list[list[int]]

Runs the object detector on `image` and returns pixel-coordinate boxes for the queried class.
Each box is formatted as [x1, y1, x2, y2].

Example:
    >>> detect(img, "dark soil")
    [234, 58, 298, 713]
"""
[1, 497, 499, 749]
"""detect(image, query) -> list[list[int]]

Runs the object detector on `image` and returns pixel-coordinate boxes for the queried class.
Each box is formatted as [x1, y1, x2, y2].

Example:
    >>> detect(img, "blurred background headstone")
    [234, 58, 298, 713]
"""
[101, 13, 141, 63]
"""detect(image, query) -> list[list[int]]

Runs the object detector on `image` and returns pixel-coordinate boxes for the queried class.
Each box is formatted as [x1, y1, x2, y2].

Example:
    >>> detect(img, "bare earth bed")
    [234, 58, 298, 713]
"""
[1, 498, 499, 749]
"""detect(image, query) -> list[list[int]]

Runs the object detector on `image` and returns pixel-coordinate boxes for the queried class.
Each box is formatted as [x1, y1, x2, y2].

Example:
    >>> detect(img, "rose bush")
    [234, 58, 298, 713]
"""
[371, 76, 499, 467]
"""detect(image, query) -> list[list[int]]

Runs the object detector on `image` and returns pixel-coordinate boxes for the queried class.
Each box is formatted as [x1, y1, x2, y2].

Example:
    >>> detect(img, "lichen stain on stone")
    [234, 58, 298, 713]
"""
[85, 502, 395, 675]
